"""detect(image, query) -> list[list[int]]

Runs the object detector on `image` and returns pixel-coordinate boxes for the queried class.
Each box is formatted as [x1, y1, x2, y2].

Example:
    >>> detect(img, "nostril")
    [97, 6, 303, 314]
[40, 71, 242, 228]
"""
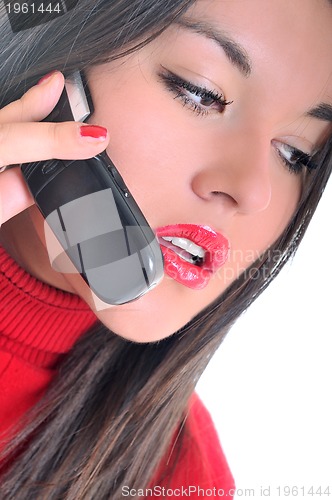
[191, 172, 238, 210]
[210, 190, 237, 207]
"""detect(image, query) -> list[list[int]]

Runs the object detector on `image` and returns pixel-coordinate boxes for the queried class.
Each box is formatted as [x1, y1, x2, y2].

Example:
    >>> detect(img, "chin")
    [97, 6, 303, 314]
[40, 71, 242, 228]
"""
[97, 307, 179, 343]
[64, 271, 190, 343]
[103, 284, 202, 343]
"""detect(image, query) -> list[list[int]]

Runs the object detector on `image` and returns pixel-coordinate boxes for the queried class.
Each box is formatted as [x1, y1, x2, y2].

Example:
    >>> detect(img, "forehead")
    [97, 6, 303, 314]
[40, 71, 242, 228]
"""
[174, 0, 332, 115]
[184, 0, 332, 56]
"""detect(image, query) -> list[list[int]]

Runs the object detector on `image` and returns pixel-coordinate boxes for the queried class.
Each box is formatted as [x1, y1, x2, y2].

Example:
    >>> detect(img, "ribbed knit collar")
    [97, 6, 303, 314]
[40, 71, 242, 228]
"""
[0, 246, 97, 368]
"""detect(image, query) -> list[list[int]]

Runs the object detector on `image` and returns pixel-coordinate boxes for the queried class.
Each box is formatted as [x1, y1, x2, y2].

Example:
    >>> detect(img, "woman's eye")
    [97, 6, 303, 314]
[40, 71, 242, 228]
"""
[158, 69, 232, 116]
[190, 93, 217, 108]
[273, 140, 317, 175]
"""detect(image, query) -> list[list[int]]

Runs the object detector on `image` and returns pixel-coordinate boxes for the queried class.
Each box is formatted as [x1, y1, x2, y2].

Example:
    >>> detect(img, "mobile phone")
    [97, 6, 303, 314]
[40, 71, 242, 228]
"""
[21, 72, 164, 305]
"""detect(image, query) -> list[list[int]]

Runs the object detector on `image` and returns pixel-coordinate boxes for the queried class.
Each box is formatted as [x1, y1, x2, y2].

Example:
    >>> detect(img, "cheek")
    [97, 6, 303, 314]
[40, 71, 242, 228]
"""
[88, 72, 206, 214]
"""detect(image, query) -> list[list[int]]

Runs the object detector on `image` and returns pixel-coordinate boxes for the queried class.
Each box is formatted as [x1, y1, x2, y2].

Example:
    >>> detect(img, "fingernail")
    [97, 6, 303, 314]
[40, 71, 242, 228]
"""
[80, 125, 108, 141]
[37, 70, 59, 86]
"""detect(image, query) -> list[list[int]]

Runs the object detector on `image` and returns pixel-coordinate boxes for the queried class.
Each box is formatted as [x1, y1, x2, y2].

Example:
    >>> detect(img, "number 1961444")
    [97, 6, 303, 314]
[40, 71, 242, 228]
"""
[5, 3, 62, 14]
[275, 485, 332, 497]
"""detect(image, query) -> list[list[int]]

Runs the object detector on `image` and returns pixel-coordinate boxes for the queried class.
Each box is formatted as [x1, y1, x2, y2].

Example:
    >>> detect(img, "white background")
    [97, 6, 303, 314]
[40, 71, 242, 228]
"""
[197, 177, 331, 500]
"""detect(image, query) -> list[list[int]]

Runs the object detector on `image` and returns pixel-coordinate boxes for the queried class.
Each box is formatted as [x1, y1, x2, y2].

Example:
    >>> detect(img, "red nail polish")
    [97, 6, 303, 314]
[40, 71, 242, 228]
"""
[80, 125, 108, 140]
[37, 70, 58, 85]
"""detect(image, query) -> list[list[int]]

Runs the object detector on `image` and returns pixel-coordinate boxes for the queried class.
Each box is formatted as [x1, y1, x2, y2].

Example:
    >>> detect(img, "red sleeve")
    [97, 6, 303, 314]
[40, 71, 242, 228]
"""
[150, 393, 235, 499]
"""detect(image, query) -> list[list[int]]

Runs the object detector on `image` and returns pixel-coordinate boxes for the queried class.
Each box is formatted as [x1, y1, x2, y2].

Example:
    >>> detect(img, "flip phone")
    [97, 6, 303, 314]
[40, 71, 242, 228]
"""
[21, 72, 164, 305]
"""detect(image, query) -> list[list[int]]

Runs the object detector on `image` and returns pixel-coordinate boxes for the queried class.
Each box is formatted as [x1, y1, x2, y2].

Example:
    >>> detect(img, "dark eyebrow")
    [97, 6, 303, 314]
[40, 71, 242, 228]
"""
[307, 103, 332, 122]
[175, 18, 252, 77]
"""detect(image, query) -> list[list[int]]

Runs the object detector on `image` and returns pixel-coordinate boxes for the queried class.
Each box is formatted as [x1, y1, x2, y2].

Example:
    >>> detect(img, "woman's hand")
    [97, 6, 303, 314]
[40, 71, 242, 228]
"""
[0, 71, 109, 225]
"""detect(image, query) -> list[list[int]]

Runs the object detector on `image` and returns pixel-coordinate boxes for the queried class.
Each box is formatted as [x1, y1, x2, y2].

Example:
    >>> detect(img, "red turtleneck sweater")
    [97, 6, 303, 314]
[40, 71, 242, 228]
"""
[0, 246, 235, 498]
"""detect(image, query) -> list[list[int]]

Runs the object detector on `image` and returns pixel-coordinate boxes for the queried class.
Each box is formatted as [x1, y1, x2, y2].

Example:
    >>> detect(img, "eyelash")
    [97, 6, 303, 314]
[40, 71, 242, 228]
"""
[158, 69, 318, 175]
[274, 141, 317, 175]
[158, 69, 232, 116]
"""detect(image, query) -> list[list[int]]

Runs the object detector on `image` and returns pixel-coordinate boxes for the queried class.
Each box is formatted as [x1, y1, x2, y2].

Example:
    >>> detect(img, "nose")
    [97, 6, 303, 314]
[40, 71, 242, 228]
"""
[191, 133, 272, 216]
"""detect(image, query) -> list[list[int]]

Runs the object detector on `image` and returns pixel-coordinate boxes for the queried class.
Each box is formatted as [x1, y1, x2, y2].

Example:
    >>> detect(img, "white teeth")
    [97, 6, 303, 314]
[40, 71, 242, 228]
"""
[161, 236, 205, 258]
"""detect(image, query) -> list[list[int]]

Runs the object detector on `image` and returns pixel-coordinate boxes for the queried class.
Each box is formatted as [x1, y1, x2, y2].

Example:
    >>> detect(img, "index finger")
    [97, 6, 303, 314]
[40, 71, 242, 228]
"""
[0, 71, 65, 124]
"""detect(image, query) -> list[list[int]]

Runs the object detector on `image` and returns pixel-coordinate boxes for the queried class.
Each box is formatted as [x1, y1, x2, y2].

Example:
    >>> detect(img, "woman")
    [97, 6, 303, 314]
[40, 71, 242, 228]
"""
[0, 0, 331, 497]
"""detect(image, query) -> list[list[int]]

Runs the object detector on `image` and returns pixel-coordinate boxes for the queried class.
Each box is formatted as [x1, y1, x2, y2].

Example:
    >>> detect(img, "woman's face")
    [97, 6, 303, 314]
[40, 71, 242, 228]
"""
[11, 0, 332, 341]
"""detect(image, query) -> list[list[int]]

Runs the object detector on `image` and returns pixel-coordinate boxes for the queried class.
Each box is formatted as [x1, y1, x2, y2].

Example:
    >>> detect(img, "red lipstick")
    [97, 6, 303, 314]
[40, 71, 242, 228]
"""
[156, 224, 230, 290]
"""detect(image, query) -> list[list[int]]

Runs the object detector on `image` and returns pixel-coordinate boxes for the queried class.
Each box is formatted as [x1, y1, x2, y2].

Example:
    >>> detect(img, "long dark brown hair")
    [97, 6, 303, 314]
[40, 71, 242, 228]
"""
[0, 1, 331, 498]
